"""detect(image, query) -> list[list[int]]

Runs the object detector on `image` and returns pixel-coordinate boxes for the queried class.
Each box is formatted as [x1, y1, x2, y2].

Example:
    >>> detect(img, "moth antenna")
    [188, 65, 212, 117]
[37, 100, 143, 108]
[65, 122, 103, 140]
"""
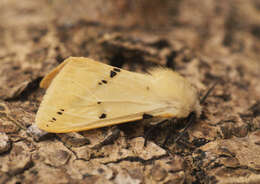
[200, 80, 218, 104]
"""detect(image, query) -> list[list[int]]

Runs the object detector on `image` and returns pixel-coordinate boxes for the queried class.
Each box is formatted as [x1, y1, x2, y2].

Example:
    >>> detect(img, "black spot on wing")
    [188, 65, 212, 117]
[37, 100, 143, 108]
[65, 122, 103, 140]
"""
[60, 109, 65, 112]
[99, 113, 107, 119]
[52, 117, 56, 121]
[102, 80, 107, 84]
[110, 70, 117, 78]
[97, 101, 102, 104]
[142, 113, 153, 119]
[113, 68, 121, 72]
[57, 111, 63, 115]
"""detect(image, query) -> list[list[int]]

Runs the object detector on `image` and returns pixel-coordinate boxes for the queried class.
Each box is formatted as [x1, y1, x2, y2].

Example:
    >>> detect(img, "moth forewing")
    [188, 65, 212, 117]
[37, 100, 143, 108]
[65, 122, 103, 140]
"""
[40, 60, 70, 89]
[35, 57, 200, 133]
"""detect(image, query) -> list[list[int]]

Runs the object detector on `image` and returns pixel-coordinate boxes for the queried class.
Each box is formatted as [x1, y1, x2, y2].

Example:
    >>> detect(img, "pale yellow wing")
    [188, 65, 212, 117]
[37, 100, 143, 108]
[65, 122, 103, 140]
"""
[40, 60, 70, 89]
[35, 57, 175, 133]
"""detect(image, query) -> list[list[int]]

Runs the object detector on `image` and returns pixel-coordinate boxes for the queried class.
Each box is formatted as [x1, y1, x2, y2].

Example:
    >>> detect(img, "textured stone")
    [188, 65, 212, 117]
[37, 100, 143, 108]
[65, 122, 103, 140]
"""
[0, 133, 11, 154]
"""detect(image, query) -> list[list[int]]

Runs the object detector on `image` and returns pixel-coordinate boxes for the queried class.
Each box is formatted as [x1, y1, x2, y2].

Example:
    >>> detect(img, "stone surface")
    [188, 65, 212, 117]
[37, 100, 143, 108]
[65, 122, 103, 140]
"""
[0, 133, 11, 154]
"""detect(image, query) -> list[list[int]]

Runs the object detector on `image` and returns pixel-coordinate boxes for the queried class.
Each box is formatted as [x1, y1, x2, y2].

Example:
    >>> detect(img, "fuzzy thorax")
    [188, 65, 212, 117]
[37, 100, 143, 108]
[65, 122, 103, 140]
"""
[149, 68, 201, 118]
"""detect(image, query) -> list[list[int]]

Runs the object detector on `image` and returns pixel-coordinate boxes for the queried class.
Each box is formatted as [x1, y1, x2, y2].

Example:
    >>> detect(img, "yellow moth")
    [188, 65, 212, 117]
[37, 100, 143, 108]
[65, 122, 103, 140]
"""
[36, 57, 201, 133]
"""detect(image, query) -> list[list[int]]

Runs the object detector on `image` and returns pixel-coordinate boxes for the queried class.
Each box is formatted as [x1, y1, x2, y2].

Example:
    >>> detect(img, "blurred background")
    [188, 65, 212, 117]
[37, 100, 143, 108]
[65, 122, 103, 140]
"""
[1, 0, 260, 58]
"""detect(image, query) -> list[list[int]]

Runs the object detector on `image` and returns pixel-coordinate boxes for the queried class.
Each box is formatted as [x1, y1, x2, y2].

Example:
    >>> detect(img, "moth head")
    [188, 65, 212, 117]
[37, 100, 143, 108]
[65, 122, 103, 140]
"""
[149, 68, 201, 118]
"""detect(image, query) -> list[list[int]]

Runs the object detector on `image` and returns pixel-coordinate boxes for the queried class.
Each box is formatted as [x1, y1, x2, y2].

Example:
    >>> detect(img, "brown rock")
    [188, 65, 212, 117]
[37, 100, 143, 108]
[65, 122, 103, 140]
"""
[0, 133, 11, 154]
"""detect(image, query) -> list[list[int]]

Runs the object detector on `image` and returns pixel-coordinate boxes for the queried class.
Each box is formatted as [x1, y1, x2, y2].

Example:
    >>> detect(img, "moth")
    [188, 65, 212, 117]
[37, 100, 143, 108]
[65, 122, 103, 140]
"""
[35, 57, 201, 133]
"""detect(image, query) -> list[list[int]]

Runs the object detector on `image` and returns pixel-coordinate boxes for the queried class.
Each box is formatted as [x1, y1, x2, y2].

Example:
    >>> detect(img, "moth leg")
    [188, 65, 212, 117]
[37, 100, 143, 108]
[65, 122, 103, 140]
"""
[173, 112, 196, 144]
[162, 121, 177, 147]
[92, 127, 120, 149]
[144, 119, 169, 147]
